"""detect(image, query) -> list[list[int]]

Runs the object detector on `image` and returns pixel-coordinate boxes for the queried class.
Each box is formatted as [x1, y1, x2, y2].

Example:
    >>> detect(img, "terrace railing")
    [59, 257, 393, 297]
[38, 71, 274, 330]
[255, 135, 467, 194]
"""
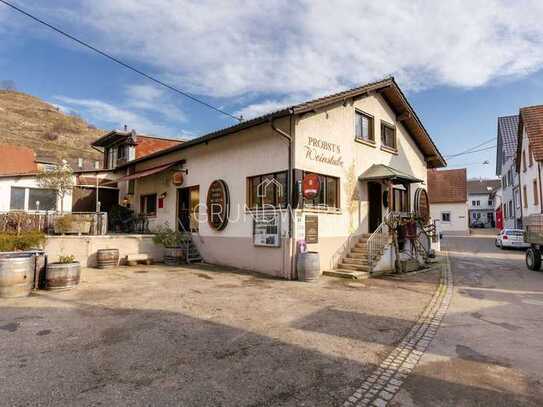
[0, 211, 108, 235]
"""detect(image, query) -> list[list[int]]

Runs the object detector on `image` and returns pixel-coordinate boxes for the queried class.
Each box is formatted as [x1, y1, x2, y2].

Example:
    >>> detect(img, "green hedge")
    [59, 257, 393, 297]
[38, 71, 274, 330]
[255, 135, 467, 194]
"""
[0, 231, 46, 252]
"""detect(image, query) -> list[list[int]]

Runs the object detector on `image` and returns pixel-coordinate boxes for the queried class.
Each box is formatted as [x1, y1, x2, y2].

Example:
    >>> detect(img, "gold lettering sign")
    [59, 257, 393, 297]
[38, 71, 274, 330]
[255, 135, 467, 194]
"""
[304, 136, 344, 167]
[206, 179, 230, 231]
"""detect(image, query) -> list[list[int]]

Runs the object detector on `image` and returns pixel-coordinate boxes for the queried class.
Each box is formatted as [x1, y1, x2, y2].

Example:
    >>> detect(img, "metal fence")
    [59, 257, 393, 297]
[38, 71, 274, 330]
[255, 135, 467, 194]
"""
[0, 211, 108, 235]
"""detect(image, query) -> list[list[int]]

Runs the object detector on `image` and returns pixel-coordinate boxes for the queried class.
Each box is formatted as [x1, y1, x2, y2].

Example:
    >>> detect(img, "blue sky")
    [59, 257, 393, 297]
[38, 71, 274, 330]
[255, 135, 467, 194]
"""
[1, 1, 543, 179]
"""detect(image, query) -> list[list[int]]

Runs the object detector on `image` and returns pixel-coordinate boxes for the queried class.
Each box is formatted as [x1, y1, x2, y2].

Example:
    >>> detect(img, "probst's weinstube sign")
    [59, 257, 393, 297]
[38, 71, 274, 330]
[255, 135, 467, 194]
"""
[304, 136, 344, 167]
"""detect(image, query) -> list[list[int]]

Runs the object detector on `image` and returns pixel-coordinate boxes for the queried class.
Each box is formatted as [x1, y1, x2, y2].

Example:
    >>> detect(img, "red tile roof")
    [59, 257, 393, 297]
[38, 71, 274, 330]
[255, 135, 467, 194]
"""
[518, 105, 543, 162]
[0, 144, 37, 176]
[427, 169, 467, 203]
[135, 135, 183, 159]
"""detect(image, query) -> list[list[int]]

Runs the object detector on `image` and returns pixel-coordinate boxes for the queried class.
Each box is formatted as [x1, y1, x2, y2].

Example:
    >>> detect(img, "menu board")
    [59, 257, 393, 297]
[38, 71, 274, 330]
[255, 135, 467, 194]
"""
[206, 179, 230, 231]
[305, 215, 319, 244]
[254, 214, 281, 247]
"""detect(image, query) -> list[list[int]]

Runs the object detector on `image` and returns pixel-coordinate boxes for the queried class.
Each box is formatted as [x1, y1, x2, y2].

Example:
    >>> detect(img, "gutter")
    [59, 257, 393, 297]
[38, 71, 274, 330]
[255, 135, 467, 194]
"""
[270, 111, 295, 279]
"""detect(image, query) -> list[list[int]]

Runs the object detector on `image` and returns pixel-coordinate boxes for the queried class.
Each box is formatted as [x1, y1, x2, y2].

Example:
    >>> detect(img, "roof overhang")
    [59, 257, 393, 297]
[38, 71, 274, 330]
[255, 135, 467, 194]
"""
[92, 130, 134, 148]
[358, 164, 424, 184]
[117, 160, 185, 181]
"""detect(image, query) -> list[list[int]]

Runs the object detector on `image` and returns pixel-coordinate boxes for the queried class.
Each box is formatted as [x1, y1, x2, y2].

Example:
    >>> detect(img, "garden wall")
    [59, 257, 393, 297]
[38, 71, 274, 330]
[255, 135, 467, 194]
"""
[44, 235, 164, 267]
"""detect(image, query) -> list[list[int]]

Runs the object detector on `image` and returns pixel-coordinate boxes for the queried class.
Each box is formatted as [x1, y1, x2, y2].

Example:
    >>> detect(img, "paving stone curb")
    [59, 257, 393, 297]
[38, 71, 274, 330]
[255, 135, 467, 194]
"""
[343, 253, 453, 407]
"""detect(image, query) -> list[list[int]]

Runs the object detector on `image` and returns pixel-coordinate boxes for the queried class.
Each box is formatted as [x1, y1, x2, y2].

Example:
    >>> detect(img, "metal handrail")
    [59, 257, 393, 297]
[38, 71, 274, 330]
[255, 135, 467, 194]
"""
[367, 210, 390, 272]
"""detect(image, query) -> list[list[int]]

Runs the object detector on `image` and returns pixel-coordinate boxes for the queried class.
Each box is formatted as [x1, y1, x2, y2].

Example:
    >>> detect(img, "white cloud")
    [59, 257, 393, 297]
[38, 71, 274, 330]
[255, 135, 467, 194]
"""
[66, 0, 543, 100]
[54, 95, 180, 137]
[124, 84, 186, 122]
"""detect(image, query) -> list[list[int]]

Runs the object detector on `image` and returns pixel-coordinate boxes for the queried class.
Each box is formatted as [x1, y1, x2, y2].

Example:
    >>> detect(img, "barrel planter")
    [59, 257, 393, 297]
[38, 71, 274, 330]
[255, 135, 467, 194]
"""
[46, 262, 81, 290]
[164, 247, 185, 266]
[0, 254, 35, 298]
[297, 251, 321, 282]
[96, 249, 119, 269]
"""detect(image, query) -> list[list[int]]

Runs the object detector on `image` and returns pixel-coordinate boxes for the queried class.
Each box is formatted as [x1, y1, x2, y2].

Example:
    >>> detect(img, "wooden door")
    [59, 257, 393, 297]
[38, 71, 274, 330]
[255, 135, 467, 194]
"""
[368, 182, 382, 233]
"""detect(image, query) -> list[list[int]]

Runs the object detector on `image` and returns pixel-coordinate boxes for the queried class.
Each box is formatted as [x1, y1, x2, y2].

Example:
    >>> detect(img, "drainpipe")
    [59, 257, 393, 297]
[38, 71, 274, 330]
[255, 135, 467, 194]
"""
[539, 162, 543, 214]
[270, 112, 294, 279]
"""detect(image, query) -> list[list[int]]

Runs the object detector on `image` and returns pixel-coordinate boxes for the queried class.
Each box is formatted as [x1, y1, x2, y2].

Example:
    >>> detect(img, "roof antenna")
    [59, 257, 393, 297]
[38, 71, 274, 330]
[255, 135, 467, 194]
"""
[124, 124, 128, 131]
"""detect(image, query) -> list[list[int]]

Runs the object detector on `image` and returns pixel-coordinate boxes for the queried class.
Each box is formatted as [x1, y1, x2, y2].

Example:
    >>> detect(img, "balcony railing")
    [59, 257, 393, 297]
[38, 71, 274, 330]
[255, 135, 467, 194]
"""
[0, 211, 108, 235]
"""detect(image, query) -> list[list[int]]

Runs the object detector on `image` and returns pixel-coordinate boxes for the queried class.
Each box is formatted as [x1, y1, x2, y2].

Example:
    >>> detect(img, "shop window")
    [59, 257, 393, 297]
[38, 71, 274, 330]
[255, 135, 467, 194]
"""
[10, 187, 25, 210]
[28, 188, 57, 211]
[140, 194, 157, 216]
[303, 172, 340, 209]
[247, 171, 287, 209]
[381, 122, 397, 150]
[441, 212, 451, 222]
[355, 111, 374, 144]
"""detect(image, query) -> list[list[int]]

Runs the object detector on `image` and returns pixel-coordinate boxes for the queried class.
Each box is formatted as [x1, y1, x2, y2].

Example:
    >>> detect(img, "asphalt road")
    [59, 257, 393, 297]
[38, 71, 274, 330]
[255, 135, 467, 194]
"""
[392, 234, 543, 406]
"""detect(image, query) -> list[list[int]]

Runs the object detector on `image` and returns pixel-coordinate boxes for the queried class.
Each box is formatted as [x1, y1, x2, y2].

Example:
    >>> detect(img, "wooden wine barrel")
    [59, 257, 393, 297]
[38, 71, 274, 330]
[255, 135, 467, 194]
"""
[46, 262, 81, 290]
[0, 254, 35, 298]
[96, 249, 119, 269]
[164, 247, 185, 266]
[297, 251, 321, 282]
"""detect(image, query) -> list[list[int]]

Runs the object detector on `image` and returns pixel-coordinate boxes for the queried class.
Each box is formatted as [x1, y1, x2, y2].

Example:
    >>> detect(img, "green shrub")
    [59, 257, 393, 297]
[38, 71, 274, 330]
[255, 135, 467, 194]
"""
[152, 224, 187, 247]
[58, 254, 76, 263]
[0, 231, 46, 252]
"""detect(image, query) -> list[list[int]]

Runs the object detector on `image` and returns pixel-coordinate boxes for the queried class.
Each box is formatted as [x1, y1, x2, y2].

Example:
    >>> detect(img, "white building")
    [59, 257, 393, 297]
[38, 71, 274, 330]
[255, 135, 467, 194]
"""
[496, 115, 521, 229]
[467, 179, 500, 228]
[516, 105, 543, 222]
[427, 169, 469, 235]
[106, 78, 446, 278]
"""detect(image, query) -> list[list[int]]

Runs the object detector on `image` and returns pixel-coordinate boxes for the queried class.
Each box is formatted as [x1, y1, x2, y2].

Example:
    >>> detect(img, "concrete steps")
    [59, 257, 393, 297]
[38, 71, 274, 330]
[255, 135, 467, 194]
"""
[323, 269, 370, 280]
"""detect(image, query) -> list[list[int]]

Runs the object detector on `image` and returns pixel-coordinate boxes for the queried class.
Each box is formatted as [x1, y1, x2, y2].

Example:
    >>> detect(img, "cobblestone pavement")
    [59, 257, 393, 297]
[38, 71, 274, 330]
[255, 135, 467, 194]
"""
[343, 257, 453, 407]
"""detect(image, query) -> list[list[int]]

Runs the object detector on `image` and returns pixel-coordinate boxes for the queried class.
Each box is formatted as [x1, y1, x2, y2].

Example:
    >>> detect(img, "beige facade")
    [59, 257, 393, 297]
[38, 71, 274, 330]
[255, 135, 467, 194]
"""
[519, 125, 541, 221]
[430, 202, 469, 235]
[115, 80, 442, 278]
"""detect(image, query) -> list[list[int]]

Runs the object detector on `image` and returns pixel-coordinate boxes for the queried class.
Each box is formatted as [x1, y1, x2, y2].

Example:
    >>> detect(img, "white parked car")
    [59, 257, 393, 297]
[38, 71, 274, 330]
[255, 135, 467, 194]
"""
[495, 229, 530, 249]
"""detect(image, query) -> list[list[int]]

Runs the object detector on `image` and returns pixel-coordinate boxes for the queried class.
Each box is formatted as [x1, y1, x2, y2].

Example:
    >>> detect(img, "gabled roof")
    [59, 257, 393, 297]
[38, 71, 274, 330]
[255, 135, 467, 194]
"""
[359, 164, 423, 183]
[497, 115, 519, 157]
[516, 105, 543, 171]
[427, 169, 467, 204]
[91, 129, 182, 148]
[467, 179, 501, 195]
[115, 77, 446, 170]
[0, 144, 37, 176]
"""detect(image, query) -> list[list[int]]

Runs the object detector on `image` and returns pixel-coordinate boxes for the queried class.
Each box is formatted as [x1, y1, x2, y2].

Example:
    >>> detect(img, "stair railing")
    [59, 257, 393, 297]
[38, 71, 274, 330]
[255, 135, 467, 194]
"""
[367, 210, 390, 272]
[177, 218, 194, 264]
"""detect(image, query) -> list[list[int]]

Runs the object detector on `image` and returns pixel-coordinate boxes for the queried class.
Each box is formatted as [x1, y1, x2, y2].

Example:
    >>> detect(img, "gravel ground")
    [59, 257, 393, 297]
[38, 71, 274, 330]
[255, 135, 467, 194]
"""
[0, 262, 440, 406]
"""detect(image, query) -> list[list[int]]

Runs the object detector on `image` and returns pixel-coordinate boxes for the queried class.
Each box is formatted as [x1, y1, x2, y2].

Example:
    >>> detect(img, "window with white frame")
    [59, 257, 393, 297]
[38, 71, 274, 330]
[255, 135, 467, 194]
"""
[10, 187, 57, 211]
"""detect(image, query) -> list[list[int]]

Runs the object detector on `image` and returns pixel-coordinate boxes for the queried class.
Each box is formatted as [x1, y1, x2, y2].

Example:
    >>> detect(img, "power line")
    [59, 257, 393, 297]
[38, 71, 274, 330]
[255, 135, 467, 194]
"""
[444, 136, 496, 158]
[446, 145, 497, 160]
[0, 0, 242, 122]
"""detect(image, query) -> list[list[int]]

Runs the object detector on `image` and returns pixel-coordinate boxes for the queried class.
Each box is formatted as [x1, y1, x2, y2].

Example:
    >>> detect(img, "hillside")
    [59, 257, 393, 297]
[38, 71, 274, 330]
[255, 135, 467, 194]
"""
[0, 90, 104, 169]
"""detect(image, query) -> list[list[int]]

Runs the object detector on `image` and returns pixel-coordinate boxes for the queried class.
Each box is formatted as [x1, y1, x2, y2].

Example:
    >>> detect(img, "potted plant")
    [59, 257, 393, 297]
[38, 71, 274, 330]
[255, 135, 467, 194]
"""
[45, 254, 81, 290]
[152, 224, 188, 265]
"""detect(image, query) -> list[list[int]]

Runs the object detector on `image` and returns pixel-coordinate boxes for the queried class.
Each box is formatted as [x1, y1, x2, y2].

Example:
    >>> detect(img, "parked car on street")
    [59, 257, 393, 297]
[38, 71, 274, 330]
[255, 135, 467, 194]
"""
[495, 229, 530, 250]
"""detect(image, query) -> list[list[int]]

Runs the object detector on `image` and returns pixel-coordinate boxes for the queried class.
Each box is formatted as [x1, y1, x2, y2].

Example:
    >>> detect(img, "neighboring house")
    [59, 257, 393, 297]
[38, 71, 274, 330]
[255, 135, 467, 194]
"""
[108, 77, 446, 278]
[467, 179, 501, 227]
[0, 144, 72, 212]
[427, 169, 468, 235]
[516, 105, 543, 223]
[496, 114, 521, 229]
[70, 129, 184, 213]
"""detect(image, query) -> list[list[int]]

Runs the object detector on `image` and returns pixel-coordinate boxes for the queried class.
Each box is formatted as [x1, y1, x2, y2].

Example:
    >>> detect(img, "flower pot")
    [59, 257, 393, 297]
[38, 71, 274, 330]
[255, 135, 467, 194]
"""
[46, 262, 81, 290]
[54, 221, 92, 235]
[164, 247, 185, 266]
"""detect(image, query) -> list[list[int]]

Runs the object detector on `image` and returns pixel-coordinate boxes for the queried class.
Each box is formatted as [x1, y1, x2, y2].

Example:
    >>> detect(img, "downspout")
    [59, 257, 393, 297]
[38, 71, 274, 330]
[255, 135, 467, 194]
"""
[270, 112, 295, 279]
[539, 162, 543, 214]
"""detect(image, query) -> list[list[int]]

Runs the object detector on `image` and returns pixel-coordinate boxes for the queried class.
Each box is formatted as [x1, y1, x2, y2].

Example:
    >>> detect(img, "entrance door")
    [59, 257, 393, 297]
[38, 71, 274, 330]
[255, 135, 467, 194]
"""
[368, 182, 382, 233]
[177, 186, 200, 232]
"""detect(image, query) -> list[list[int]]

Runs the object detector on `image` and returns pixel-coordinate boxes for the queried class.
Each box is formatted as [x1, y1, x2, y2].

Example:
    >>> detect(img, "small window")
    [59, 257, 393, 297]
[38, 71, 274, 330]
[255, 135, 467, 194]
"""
[488, 200, 493, 206]
[28, 188, 57, 211]
[508, 200, 513, 219]
[476, 200, 480, 206]
[10, 187, 25, 210]
[94, 160, 100, 169]
[523, 150, 527, 172]
[381, 122, 397, 150]
[140, 194, 157, 216]
[441, 212, 451, 222]
[533, 179, 539, 206]
[117, 145, 127, 161]
[355, 111, 374, 144]
[524, 185, 528, 208]
[78, 158, 83, 168]
[247, 171, 288, 209]
[529, 145, 534, 167]
[302, 172, 340, 209]
[503, 203, 507, 219]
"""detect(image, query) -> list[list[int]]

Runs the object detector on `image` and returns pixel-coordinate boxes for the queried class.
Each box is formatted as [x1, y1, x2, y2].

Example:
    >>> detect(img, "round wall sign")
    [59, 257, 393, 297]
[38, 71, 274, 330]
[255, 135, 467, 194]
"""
[414, 188, 430, 223]
[302, 173, 321, 199]
[172, 171, 184, 186]
[206, 179, 230, 231]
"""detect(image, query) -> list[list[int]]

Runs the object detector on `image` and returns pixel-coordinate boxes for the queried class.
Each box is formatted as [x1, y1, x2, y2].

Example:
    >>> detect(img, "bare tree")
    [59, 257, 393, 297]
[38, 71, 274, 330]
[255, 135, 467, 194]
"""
[0, 80, 16, 91]
[36, 160, 74, 213]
